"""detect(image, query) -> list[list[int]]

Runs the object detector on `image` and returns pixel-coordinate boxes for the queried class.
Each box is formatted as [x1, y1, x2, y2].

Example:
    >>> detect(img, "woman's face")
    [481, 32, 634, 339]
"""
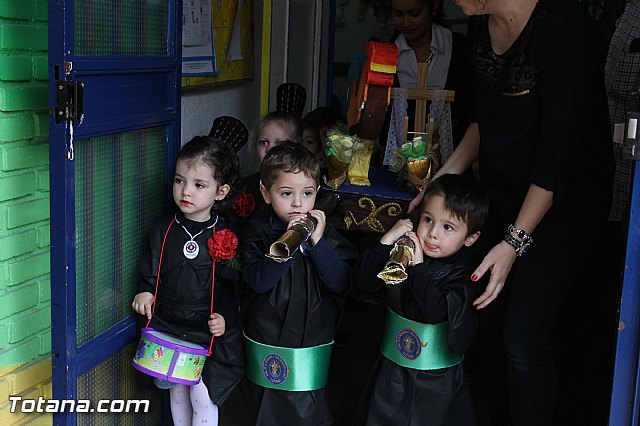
[392, 0, 432, 45]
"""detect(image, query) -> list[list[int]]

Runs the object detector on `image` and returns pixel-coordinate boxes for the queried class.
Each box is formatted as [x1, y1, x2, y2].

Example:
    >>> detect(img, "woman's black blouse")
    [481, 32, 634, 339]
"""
[468, 0, 613, 220]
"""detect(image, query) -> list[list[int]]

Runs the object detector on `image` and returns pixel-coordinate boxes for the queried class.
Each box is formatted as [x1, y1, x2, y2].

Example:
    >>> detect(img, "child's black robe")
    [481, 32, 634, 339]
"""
[352, 239, 478, 426]
[136, 212, 244, 405]
[241, 206, 358, 425]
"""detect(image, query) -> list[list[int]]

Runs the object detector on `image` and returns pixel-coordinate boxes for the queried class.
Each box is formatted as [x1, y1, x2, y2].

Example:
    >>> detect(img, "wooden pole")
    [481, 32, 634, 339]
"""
[414, 63, 429, 134]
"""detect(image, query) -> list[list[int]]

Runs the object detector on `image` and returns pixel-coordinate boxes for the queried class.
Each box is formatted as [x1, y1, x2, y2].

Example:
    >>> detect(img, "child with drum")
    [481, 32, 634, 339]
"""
[240, 141, 358, 425]
[131, 136, 243, 425]
[351, 173, 489, 426]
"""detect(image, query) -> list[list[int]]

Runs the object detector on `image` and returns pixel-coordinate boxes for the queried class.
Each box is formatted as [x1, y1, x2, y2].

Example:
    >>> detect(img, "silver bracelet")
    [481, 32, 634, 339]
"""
[504, 233, 531, 256]
[508, 224, 533, 243]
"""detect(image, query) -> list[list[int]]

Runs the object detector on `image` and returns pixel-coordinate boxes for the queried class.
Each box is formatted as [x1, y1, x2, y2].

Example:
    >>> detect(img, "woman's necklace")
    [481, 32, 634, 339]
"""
[423, 51, 433, 64]
[174, 214, 218, 259]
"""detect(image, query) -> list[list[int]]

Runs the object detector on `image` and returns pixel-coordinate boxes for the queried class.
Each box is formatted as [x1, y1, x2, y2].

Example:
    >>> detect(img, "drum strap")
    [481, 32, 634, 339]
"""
[380, 307, 462, 370]
[146, 219, 217, 355]
[244, 333, 333, 391]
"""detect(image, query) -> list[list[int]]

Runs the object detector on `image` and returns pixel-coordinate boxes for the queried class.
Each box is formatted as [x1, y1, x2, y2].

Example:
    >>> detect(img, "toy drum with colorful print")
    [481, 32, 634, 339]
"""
[132, 328, 209, 385]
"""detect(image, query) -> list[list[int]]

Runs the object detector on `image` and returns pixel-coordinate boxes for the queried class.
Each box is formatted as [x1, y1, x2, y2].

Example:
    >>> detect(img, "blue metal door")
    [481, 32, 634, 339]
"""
[48, 1, 182, 424]
[609, 114, 640, 425]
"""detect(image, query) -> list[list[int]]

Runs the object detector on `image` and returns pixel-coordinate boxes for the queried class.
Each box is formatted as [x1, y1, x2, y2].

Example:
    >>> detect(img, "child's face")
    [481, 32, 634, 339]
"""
[172, 159, 230, 222]
[260, 171, 319, 224]
[302, 128, 322, 156]
[256, 123, 292, 163]
[415, 194, 479, 258]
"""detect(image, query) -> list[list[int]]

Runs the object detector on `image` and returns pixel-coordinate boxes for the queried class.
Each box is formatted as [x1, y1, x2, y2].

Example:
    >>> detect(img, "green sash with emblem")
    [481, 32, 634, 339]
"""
[380, 307, 462, 370]
[244, 333, 333, 391]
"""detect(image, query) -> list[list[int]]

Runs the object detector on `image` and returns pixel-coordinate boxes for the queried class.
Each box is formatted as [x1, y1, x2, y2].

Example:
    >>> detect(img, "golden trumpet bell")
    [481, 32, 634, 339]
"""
[376, 236, 415, 285]
[405, 158, 433, 192]
[324, 155, 349, 189]
[406, 157, 431, 180]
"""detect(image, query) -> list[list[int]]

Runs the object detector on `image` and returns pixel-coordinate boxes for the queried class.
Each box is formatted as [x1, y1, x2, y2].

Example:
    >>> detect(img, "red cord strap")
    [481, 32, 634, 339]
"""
[146, 219, 217, 356]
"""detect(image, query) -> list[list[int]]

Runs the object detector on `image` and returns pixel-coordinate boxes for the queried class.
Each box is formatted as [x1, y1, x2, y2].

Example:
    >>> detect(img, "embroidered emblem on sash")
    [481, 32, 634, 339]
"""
[396, 328, 422, 360]
[262, 353, 288, 385]
[432, 265, 452, 280]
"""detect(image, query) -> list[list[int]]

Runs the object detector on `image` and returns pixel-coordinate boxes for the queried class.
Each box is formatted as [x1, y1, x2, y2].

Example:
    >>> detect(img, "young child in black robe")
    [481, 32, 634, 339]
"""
[241, 141, 358, 425]
[352, 173, 489, 426]
[238, 111, 304, 217]
[132, 136, 243, 425]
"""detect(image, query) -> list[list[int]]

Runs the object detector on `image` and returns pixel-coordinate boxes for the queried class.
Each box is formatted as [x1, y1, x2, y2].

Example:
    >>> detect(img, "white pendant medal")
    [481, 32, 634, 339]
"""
[175, 214, 218, 260]
[183, 240, 199, 259]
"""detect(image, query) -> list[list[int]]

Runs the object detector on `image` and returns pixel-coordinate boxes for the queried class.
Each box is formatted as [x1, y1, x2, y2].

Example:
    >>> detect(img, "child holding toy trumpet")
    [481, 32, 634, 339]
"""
[351, 173, 489, 426]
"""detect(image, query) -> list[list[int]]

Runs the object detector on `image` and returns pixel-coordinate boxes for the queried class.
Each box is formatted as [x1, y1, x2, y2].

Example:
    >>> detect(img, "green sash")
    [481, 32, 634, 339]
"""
[380, 308, 462, 370]
[244, 333, 333, 391]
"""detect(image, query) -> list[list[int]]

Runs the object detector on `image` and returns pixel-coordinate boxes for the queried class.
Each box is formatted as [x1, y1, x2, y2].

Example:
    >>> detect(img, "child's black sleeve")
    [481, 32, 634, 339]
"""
[136, 224, 163, 296]
[408, 264, 478, 356]
[214, 262, 241, 326]
[241, 219, 293, 294]
[351, 239, 393, 304]
[306, 225, 358, 294]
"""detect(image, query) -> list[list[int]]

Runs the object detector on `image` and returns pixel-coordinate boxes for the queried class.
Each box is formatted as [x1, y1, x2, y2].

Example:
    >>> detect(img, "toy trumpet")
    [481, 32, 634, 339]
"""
[266, 194, 339, 262]
[376, 235, 415, 285]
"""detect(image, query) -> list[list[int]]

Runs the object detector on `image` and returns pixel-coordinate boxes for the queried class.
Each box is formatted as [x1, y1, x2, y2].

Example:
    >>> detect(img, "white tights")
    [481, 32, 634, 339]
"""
[169, 381, 219, 425]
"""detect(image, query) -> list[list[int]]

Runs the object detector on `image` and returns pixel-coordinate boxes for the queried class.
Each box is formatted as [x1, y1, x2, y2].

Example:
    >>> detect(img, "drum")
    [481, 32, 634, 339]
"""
[132, 328, 209, 385]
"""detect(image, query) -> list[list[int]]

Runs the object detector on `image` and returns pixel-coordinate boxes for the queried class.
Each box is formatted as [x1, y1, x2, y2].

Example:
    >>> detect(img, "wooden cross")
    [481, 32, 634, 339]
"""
[392, 62, 455, 140]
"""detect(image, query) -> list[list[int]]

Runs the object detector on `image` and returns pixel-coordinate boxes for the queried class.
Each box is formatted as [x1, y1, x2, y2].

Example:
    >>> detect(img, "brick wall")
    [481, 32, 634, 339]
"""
[0, 1, 52, 424]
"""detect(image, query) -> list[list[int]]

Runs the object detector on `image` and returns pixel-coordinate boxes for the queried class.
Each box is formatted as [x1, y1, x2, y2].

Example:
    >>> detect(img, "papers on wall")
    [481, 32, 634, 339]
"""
[182, 0, 219, 76]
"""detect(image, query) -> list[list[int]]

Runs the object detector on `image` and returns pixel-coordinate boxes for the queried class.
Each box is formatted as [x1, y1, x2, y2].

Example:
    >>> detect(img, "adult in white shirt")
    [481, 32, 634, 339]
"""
[387, 0, 474, 147]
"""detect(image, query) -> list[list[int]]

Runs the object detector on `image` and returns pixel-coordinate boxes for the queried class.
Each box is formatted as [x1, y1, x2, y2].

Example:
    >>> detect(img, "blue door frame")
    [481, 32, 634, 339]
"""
[610, 116, 640, 425]
[48, 1, 182, 424]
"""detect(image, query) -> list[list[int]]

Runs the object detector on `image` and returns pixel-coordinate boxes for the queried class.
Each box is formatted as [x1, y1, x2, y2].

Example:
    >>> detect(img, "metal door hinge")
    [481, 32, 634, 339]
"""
[54, 80, 84, 124]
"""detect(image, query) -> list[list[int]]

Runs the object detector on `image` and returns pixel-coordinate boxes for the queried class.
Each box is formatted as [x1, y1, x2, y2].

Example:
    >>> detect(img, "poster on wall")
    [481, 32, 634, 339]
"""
[182, 0, 220, 76]
[181, 0, 254, 89]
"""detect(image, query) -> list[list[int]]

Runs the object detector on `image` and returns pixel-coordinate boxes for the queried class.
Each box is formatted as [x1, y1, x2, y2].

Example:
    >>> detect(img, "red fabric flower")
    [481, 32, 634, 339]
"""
[231, 191, 255, 218]
[207, 229, 238, 261]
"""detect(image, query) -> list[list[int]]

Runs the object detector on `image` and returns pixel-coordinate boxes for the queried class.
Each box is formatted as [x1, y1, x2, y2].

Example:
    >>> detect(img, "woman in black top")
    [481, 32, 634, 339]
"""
[410, 0, 614, 424]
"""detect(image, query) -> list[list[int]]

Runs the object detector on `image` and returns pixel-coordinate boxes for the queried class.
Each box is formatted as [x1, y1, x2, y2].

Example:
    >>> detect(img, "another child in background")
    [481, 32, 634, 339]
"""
[304, 106, 348, 152]
[132, 136, 243, 426]
[302, 119, 323, 159]
[239, 111, 304, 218]
[240, 141, 358, 425]
[352, 173, 489, 426]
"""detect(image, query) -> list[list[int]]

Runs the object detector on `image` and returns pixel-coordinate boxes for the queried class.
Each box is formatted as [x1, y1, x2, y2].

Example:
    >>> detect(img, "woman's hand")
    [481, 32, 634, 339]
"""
[471, 241, 517, 309]
[208, 313, 226, 337]
[132, 292, 154, 319]
[408, 123, 480, 214]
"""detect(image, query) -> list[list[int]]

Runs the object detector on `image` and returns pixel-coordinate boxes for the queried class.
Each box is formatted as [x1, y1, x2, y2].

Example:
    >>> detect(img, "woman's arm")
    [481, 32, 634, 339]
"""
[471, 184, 553, 309]
[435, 122, 480, 177]
[408, 123, 480, 213]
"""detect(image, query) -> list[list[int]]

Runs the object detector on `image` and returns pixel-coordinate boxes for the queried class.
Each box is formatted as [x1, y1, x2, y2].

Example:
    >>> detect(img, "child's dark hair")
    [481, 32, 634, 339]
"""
[177, 136, 240, 210]
[302, 119, 322, 149]
[254, 111, 304, 148]
[260, 141, 321, 189]
[303, 107, 347, 134]
[422, 173, 489, 235]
